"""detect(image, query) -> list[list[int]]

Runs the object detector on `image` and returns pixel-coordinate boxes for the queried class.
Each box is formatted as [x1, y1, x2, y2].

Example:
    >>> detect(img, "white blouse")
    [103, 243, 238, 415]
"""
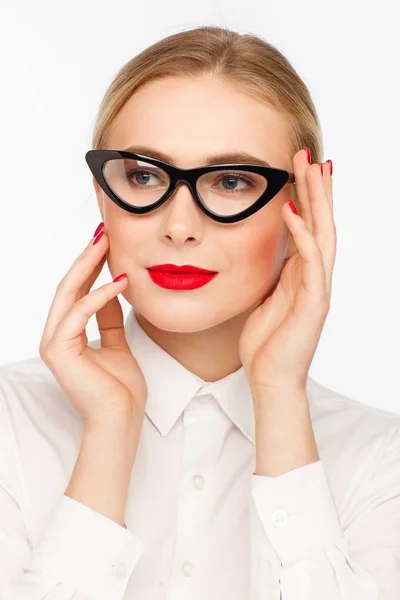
[1, 307, 400, 600]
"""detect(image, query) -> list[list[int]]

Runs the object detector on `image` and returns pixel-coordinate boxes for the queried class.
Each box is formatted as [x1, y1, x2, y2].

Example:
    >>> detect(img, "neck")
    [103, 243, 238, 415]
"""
[135, 309, 254, 382]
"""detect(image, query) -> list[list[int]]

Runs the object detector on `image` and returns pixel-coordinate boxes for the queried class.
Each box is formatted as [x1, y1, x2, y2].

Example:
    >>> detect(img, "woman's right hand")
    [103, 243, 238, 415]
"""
[39, 223, 148, 427]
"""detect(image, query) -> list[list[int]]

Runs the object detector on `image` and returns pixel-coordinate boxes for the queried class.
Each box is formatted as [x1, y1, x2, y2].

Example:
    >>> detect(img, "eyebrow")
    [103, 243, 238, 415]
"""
[120, 144, 271, 168]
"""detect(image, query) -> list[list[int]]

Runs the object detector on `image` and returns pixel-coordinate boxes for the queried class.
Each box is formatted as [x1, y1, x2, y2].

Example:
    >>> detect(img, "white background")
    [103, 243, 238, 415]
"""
[0, 0, 399, 414]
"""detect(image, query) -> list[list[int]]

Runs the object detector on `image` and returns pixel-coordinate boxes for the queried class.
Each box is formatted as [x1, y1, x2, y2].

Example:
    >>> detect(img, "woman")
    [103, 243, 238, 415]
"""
[1, 25, 399, 600]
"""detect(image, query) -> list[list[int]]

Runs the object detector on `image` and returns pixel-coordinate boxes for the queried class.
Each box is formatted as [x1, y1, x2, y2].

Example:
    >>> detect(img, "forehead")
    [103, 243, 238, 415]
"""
[106, 76, 291, 169]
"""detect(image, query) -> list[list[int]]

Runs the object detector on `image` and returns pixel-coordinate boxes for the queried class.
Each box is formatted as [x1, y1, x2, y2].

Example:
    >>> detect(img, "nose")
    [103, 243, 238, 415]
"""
[164, 177, 203, 212]
[160, 179, 205, 245]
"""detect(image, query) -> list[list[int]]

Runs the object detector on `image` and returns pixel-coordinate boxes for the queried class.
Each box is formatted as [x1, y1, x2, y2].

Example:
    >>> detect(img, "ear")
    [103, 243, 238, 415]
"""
[92, 177, 105, 222]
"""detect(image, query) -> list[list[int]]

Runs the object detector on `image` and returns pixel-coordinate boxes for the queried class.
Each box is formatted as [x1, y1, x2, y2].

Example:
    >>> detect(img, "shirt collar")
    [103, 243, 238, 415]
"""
[124, 307, 316, 445]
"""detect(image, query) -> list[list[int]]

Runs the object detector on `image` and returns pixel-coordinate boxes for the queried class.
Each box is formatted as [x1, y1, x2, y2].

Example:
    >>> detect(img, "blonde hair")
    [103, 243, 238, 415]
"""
[91, 26, 323, 211]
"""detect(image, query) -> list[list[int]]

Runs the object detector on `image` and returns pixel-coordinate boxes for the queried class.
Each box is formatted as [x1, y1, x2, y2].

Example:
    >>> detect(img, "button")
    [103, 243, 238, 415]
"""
[193, 474, 205, 489]
[271, 509, 288, 527]
[116, 563, 127, 579]
[182, 561, 195, 577]
[197, 395, 211, 404]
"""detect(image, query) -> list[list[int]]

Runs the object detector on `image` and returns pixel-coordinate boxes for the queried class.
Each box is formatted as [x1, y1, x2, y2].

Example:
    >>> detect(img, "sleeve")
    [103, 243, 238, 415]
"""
[0, 393, 145, 600]
[249, 427, 400, 600]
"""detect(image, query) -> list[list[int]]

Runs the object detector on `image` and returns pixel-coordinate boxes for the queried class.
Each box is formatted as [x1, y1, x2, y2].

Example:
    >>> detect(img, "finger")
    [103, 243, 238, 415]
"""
[50, 275, 129, 352]
[321, 160, 333, 211]
[95, 293, 127, 349]
[283, 202, 327, 300]
[305, 164, 337, 289]
[292, 148, 314, 234]
[40, 229, 108, 347]
[80, 253, 107, 299]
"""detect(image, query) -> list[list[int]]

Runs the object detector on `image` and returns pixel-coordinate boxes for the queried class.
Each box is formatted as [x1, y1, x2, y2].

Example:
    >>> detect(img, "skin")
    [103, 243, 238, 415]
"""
[93, 74, 299, 383]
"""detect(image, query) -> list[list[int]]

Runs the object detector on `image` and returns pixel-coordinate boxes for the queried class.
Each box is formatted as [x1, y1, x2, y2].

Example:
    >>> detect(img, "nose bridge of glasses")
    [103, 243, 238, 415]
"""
[168, 176, 197, 199]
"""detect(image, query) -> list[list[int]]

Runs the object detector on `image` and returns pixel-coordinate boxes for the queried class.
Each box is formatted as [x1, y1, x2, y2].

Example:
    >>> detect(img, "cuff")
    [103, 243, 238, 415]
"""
[26, 494, 145, 600]
[251, 460, 344, 567]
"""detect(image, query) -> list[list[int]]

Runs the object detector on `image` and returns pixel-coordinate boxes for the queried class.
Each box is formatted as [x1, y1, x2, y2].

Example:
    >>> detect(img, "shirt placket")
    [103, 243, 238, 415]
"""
[165, 393, 226, 599]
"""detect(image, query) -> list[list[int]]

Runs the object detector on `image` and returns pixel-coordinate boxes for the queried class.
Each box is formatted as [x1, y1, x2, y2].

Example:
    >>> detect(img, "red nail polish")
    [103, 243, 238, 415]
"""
[113, 273, 128, 282]
[93, 230, 104, 245]
[327, 159, 333, 175]
[319, 163, 323, 175]
[93, 222, 104, 238]
[305, 147, 311, 164]
[288, 200, 298, 215]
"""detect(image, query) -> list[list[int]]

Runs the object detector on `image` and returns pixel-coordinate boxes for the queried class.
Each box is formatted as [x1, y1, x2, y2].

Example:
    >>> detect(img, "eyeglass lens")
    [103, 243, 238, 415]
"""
[103, 157, 269, 217]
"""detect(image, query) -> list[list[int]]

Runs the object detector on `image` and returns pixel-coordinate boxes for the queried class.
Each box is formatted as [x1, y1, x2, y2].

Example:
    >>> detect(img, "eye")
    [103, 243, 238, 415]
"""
[126, 169, 165, 187]
[214, 173, 256, 192]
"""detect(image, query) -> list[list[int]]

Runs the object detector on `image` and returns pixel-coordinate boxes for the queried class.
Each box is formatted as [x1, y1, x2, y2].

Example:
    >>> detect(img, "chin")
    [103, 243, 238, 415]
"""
[134, 299, 259, 336]
[138, 304, 223, 333]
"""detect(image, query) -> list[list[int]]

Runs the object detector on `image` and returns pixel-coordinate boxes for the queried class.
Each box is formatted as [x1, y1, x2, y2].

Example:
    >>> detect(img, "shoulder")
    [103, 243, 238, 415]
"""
[0, 346, 100, 543]
[0, 336, 102, 464]
[0, 354, 83, 446]
[0, 336, 102, 436]
[307, 376, 400, 504]
[307, 375, 400, 437]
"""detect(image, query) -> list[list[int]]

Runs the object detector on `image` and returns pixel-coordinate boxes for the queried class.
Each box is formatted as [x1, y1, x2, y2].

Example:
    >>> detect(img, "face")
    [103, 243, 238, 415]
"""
[93, 75, 295, 334]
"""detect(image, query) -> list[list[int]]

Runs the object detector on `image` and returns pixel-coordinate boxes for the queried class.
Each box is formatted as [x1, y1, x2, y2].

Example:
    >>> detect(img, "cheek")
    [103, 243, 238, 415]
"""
[239, 224, 288, 277]
[105, 217, 146, 269]
[219, 223, 288, 314]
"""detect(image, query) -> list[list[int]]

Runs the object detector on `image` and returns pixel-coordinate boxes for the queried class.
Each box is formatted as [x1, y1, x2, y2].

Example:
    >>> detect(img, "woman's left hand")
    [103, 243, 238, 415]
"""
[239, 148, 336, 394]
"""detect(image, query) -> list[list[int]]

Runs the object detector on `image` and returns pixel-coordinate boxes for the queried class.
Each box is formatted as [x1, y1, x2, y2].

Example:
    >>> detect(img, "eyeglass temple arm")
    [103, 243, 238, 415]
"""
[287, 172, 296, 184]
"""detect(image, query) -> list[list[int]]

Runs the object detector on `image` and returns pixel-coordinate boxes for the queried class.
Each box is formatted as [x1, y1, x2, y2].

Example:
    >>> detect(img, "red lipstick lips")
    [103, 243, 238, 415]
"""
[148, 264, 217, 274]
[147, 264, 219, 290]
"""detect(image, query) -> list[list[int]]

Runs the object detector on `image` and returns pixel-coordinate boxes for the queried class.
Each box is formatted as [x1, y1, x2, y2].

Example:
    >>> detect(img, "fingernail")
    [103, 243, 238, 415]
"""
[305, 147, 311, 164]
[319, 163, 324, 175]
[93, 222, 104, 238]
[113, 273, 128, 282]
[327, 159, 333, 175]
[93, 230, 104, 245]
[288, 199, 298, 215]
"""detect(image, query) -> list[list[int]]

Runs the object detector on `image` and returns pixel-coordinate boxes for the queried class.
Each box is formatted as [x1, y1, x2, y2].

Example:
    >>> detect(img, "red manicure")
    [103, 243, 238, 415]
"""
[93, 222, 104, 238]
[288, 200, 298, 215]
[327, 159, 333, 175]
[305, 147, 311, 164]
[93, 231, 104, 245]
[113, 273, 128, 282]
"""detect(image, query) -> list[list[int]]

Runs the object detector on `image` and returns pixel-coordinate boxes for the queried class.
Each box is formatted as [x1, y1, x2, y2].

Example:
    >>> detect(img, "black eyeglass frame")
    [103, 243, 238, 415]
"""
[85, 150, 296, 224]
